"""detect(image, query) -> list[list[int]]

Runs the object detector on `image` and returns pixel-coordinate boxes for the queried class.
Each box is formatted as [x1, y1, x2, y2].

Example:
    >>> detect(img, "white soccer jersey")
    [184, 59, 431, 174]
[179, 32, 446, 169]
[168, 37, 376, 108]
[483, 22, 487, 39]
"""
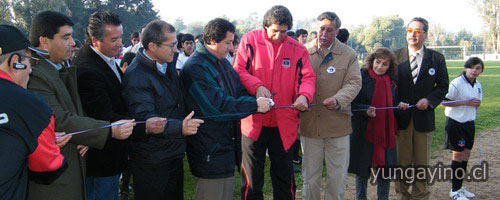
[444, 74, 483, 123]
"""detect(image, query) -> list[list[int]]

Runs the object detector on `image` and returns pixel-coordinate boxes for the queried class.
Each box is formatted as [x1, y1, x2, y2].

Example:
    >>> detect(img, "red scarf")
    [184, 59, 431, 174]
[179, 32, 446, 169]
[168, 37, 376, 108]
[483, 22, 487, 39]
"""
[366, 68, 397, 168]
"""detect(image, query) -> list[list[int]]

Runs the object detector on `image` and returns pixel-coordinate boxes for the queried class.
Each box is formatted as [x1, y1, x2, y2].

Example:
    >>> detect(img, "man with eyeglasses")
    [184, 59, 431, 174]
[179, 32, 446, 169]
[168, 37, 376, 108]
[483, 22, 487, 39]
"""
[121, 19, 204, 200]
[0, 24, 70, 200]
[393, 17, 449, 200]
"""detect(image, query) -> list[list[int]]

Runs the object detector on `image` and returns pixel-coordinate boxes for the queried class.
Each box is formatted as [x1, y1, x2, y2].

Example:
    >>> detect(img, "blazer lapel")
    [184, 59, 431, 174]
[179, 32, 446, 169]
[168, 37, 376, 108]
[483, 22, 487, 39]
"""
[416, 47, 432, 84]
[399, 49, 413, 84]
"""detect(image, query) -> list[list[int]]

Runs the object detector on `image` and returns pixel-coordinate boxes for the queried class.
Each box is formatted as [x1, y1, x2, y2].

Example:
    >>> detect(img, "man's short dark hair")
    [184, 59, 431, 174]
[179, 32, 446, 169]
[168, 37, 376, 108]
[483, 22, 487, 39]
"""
[408, 17, 429, 32]
[262, 5, 293, 30]
[86, 10, 122, 44]
[30, 11, 74, 47]
[336, 28, 349, 43]
[181, 34, 194, 43]
[130, 31, 139, 40]
[295, 29, 308, 37]
[176, 33, 185, 49]
[317, 12, 341, 29]
[142, 20, 176, 50]
[203, 18, 235, 44]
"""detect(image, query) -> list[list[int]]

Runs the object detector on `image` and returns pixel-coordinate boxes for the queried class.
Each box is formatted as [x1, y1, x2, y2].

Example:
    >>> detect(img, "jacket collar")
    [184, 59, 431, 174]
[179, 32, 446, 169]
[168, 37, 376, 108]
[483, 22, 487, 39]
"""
[195, 40, 220, 63]
[0, 69, 13, 83]
[307, 38, 342, 56]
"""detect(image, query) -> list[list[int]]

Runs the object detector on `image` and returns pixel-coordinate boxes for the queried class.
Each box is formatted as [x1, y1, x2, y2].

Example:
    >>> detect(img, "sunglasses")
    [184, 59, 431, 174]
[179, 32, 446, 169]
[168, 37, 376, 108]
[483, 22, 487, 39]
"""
[407, 28, 425, 35]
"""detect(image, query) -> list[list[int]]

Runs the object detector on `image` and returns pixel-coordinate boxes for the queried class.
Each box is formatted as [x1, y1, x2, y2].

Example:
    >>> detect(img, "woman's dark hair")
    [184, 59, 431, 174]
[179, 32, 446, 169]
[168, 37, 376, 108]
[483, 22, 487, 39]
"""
[464, 57, 484, 72]
[203, 18, 235, 44]
[262, 5, 293, 30]
[364, 47, 397, 76]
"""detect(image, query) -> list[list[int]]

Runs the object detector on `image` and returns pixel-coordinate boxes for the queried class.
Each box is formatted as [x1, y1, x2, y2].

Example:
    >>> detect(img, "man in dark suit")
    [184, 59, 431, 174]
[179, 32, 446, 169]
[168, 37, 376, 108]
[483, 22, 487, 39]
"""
[394, 17, 449, 200]
[74, 11, 165, 200]
[27, 11, 136, 200]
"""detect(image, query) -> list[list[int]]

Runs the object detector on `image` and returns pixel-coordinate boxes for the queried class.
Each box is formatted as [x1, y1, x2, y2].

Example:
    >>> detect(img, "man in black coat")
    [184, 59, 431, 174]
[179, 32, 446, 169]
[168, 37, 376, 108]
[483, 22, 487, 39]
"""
[74, 11, 164, 200]
[394, 17, 449, 200]
[121, 19, 204, 200]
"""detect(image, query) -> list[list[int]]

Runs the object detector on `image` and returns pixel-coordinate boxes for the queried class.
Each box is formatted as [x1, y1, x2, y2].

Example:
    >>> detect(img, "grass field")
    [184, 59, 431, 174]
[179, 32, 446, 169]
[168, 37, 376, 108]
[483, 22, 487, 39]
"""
[179, 60, 500, 200]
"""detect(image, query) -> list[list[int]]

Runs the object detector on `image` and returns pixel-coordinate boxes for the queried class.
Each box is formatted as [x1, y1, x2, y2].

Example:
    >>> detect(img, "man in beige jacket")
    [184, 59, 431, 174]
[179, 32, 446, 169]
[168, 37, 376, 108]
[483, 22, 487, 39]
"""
[300, 11, 361, 200]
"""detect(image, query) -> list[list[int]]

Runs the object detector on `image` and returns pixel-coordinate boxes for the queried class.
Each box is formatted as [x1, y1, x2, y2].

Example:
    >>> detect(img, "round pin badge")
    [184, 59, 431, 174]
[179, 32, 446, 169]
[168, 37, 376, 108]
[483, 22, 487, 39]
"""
[428, 68, 435, 76]
[327, 66, 336, 74]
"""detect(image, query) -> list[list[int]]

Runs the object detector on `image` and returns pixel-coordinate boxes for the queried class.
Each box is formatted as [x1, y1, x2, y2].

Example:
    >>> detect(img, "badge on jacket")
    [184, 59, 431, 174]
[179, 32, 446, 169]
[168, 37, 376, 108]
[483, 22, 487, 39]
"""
[0, 113, 8, 124]
[428, 68, 435, 76]
[282, 59, 290, 68]
[327, 66, 336, 74]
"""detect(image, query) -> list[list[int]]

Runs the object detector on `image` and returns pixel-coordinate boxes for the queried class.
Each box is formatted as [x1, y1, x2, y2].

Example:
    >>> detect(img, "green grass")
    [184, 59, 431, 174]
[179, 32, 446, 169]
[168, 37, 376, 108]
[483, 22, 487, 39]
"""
[179, 60, 500, 199]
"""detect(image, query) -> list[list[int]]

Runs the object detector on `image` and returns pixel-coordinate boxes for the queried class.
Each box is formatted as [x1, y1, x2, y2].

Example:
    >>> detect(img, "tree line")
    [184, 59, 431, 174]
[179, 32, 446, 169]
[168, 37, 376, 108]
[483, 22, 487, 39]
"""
[1, 0, 497, 56]
[1, 0, 158, 46]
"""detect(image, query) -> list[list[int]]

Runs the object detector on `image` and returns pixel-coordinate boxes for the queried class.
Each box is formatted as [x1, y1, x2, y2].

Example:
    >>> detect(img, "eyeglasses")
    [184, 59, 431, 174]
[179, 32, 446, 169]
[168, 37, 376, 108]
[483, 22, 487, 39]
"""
[156, 41, 178, 48]
[407, 28, 425, 35]
[19, 54, 39, 61]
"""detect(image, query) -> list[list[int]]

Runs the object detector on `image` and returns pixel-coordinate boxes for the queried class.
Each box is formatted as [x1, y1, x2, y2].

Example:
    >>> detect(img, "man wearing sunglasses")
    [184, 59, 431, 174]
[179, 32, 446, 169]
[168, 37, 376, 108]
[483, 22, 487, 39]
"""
[394, 17, 449, 200]
[0, 24, 69, 200]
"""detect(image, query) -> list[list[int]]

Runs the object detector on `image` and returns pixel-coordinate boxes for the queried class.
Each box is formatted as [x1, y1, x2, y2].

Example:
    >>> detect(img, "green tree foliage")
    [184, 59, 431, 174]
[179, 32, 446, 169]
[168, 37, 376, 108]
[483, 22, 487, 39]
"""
[472, 0, 500, 54]
[5, 0, 158, 46]
[186, 21, 205, 36]
[174, 18, 187, 33]
[0, 0, 15, 26]
[360, 15, 406, 53]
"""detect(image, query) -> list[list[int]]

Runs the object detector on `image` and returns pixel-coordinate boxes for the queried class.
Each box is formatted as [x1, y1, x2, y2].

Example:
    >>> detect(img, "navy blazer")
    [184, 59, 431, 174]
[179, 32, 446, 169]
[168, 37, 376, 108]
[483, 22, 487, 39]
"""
[394, 46, 449, 132]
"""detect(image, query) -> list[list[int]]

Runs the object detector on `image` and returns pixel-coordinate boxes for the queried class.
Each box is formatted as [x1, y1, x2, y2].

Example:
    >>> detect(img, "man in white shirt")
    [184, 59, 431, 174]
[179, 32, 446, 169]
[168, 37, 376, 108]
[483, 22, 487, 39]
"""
[176, 33, 195, 70]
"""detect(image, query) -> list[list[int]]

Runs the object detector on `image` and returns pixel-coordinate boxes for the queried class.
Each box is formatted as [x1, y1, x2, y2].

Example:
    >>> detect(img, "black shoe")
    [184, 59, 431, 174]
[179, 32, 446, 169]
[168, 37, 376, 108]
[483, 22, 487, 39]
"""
[293, 156, 302, 164]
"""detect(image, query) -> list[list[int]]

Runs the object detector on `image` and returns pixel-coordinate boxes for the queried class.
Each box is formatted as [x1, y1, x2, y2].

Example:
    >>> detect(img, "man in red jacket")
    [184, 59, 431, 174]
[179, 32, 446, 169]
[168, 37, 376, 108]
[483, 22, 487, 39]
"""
[0, 24, 70, 200]
[234, 5, 316, 200]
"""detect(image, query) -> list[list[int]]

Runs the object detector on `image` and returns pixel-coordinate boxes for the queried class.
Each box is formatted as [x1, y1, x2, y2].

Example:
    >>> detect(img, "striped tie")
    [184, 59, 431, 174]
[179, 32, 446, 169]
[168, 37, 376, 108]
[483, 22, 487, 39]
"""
[410, 53, 419, 83]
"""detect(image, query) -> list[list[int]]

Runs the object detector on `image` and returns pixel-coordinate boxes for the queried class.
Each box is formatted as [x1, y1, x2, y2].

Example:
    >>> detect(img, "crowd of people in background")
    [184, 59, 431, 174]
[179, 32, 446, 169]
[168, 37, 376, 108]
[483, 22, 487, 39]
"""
[0, 4, 485, 200]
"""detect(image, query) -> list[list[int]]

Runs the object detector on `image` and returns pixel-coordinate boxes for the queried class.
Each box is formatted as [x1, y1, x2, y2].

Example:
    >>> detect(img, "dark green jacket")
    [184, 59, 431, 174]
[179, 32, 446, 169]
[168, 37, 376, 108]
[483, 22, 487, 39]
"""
[27, 53, 109, 200]
[180, 41, 257, 179]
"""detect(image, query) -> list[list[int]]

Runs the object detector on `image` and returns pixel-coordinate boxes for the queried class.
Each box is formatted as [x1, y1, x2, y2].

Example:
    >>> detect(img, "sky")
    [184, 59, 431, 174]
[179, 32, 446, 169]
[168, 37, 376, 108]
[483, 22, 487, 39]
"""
[151, 0, 485, 34]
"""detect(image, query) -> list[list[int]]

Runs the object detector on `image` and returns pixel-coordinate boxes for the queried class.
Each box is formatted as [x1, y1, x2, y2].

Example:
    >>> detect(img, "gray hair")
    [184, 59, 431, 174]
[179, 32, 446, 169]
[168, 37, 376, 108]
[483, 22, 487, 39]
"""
[317, 12, 341, 29]
[408, 17, 429, 32]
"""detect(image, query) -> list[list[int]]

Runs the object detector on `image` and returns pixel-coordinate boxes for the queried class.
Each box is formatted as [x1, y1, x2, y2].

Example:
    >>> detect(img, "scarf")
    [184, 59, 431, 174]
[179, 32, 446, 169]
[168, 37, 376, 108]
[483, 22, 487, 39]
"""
[366, 68, 397, 168]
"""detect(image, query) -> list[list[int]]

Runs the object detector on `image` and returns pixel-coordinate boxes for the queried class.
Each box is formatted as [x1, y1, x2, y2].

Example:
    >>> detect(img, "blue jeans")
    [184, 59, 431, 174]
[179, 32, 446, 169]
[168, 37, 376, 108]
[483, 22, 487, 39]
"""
[355, 175, 389, 200]
[86, 175, 120, 200]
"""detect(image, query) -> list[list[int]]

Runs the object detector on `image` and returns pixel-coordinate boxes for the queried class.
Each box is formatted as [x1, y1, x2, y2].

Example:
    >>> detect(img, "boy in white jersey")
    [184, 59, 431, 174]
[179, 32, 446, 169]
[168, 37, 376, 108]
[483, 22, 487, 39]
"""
[442, 57, 484, 200]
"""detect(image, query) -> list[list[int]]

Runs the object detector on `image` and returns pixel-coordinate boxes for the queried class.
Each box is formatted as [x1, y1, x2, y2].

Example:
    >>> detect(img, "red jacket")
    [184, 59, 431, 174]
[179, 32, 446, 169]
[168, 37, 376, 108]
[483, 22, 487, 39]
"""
[234, 29, 316, 151]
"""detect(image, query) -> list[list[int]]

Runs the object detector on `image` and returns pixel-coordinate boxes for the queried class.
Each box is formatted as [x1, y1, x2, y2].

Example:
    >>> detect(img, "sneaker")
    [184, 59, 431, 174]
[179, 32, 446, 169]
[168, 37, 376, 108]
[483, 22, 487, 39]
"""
[460, 187, 476, 198]
[449, 189, 469, 200]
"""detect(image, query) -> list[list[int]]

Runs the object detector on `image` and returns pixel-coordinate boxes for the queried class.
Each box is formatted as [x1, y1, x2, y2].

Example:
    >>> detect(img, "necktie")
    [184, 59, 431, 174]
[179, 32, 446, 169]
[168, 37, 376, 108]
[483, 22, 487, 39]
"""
[410, 53, 419, 83]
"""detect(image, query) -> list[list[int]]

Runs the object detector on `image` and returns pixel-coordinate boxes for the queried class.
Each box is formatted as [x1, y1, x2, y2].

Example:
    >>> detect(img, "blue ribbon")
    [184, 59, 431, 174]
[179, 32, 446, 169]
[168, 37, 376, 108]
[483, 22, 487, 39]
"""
[57, 99, 475, 138]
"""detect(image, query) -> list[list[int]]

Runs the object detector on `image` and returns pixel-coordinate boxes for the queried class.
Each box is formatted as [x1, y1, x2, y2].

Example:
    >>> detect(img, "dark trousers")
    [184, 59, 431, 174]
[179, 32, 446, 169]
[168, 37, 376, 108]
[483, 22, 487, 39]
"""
[131, 158, 183, 200]
[241, 127, 296, 200]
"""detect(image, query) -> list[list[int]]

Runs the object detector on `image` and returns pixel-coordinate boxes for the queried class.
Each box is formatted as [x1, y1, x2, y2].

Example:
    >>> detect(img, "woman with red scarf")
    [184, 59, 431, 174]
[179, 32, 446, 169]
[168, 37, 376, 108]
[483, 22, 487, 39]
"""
[348, 48, 409, 200]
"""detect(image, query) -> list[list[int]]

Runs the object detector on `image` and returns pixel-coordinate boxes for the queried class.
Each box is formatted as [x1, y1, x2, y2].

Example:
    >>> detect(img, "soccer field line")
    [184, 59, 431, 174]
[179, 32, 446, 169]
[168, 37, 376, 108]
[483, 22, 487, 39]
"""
[447, 66, 500, 69]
